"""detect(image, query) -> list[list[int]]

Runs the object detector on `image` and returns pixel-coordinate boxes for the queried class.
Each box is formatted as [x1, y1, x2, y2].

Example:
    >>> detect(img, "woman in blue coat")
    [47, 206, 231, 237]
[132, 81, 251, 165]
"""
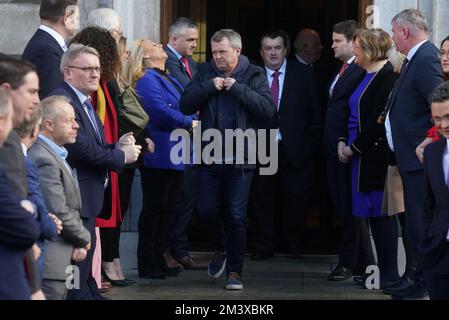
[127, 39, 196, 279]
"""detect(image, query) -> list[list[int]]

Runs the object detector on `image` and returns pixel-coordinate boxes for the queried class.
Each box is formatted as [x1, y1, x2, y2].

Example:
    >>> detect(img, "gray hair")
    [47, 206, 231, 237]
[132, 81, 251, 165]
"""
[41, 95, 72, 124]
[169, 17, 198, 38]
[0, 87, 11, 116]
[60, 43, 100, 74]
[429, 82, 449, 104]
[392, 9, 429, 35]
[86, 8, 122, 32]
[211, 29, 242, 49]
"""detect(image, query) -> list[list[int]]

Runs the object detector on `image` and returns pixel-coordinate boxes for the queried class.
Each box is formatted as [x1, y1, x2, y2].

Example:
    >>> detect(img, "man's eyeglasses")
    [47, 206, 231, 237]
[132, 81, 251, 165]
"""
[431, 115, 449, 125]
[67, 66, 102, 74]
[439, 51, 449, 59]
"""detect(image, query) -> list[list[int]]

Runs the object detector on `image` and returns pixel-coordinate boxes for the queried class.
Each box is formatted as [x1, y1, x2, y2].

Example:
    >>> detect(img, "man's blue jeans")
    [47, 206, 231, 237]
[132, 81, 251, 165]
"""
[196, 165, 254, 275]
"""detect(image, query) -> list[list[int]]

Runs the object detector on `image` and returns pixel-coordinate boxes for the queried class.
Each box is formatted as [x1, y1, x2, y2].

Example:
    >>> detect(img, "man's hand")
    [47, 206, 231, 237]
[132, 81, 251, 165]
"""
[145, 138, 155, 154]
[224, 77, 236, 91]
[21, 200, 36, 215]
[337, 141, 350, 164]
[213, 77, 226, 91]
[117, 132, 136, 148]
[32, 244, 41, 260]
[416, 137, 434, 164]
[48, 213, 63, 234]
[118, 143, 142, 164]
[71, 248, 87, 262]
[342, 146, 354, 159]
[84, 242, 91, 251]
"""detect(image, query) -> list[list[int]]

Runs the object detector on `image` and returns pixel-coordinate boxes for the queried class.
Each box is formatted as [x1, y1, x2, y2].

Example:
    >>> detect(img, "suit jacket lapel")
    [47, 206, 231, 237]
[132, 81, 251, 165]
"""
[389, 41, 429, 111]
[36, 138, 81, 201]
[62, 82, 104, 145]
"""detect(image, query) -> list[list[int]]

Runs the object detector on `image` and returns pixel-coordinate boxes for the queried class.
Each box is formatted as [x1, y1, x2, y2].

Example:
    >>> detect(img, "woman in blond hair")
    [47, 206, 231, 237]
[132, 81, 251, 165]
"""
[126, 39, 197, 279]
[339, 28, 401, 289]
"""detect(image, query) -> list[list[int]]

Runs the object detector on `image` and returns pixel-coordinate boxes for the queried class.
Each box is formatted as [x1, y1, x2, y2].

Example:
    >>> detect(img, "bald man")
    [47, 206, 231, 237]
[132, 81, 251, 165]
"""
[294, 29, 323, 67]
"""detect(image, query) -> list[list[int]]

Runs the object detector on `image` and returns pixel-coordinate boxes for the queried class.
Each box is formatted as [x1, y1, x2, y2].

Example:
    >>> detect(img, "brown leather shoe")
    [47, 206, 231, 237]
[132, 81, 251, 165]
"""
[176, 256, 208, 270]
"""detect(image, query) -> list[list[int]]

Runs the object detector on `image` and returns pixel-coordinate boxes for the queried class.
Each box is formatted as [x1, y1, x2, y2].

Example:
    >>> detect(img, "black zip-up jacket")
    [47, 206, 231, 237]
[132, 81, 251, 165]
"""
[180, 57, 275, 167]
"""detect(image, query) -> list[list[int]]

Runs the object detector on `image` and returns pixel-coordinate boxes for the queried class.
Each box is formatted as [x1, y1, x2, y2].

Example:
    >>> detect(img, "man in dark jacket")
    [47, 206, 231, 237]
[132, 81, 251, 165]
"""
[180, 29, 275, 290]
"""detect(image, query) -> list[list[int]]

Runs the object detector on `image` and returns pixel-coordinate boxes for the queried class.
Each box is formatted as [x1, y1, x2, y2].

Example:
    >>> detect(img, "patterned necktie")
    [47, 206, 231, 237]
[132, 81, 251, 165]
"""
[271, 71, 280, 111]
[84, 98, 102, 142]
[181, 56, 193, 79]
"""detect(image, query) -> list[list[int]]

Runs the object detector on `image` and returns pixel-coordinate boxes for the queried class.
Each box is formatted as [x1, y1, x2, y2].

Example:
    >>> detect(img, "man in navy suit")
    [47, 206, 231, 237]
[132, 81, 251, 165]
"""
[0, 87, 40, 300]
[421, 82, 449, 300]
[22, 0, 79, 99]
[384, 9, 444, 299]
[324, 20, 376, 281]
[51, 44, 141, 299]
[164, 17, 207, 270]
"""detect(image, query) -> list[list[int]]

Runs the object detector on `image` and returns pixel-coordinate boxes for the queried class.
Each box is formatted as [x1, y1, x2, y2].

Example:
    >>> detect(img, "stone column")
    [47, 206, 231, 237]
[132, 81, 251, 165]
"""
[113, 0, 160, 43]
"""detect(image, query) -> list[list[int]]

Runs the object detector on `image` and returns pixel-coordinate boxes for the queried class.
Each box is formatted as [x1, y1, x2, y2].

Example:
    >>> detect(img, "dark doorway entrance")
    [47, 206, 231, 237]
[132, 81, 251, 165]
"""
[165, 0, 371, 254]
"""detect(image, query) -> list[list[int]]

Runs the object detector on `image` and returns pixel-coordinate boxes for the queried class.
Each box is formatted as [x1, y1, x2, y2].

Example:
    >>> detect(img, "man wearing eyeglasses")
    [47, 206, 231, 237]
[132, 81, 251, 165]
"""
[22, 0, 79, 99]
[49, 44, 141, 300]
[420, 82, 449, 300]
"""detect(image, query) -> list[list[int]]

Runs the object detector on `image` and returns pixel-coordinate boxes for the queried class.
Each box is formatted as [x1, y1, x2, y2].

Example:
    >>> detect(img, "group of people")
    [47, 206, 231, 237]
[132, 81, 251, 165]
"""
[0, 0, 448, 301]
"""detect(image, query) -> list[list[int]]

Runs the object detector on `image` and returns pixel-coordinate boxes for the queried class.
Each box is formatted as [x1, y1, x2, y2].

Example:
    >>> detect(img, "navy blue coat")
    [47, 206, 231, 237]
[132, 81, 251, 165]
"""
[323, 61, 366, 158]
[421, 138, 449, 268]
[389, 41, 444, 172]
[0, 169, 40, 300]
[22, 29, 64, 99]
[50, 82, 125, 218]
[136, 69, 194, 171]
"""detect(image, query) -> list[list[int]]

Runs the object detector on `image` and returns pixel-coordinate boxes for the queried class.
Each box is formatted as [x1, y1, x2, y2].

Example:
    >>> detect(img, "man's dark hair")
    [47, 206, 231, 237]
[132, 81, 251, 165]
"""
[333, 20, 361, 42]
[0, 57, 36, 89]
[259, 30, 291, 55]
[429, 82, 449, 104]
[39, 0, 78, 23]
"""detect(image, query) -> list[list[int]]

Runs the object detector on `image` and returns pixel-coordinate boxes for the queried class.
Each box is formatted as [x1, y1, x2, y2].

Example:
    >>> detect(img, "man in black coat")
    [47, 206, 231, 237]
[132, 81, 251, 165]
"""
[22, 0, 79, 99]
[385, 9, 443, 299]
[180, 29, 274, 290]
[420, 82, 449, 300]
[324, 20, 376, 281]
[249, 30, 320, 260]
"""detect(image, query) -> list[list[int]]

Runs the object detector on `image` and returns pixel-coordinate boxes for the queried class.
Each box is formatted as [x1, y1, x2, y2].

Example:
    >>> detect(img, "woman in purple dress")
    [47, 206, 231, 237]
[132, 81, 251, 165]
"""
[339, 28, 401, 289]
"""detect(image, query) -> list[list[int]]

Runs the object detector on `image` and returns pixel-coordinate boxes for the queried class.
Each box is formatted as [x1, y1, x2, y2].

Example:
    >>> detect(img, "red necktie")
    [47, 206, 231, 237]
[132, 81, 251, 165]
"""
[180, 56, 192, 79]
[271, 71, 280, 110]
[338, 62, 348, 78]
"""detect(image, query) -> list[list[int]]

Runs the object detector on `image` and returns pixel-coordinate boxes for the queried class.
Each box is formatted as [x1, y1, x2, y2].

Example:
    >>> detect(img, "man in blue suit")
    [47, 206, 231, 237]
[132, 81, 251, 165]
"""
[0, 87, 40, 300]
[421, 82, 449, 300]
[51, 44, 141, 300]
[164, 17, 208, 270]
[324, 20, 375, 281]
[385, 9, 444, 299]
[22, 0, 79, 99]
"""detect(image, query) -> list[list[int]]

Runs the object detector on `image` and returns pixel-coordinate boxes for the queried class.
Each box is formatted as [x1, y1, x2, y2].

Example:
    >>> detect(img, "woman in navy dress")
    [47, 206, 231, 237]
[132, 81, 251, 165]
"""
[339, 28, 401, 289]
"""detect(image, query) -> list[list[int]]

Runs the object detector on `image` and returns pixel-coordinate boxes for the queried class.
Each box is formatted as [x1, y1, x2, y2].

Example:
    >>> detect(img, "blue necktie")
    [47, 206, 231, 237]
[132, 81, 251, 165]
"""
[84, 98, 102, 142]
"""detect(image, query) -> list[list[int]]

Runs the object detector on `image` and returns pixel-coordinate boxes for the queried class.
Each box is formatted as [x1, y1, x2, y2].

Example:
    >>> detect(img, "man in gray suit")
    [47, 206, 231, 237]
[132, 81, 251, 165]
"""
[29, 96, 91, 300]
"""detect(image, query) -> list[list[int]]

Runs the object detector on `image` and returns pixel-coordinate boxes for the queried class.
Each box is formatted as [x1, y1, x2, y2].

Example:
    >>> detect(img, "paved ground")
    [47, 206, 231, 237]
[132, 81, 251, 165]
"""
[103, 252, 391, 300]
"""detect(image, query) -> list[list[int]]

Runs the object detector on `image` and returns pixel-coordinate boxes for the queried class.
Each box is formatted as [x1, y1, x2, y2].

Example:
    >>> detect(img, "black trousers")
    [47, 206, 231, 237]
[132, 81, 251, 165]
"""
[137, 168, 183, 273]
[425, 243, 449, 300]
[100, 168, 136, 262]
[249, 143, 313, 254]
[327, 157, 375, 271]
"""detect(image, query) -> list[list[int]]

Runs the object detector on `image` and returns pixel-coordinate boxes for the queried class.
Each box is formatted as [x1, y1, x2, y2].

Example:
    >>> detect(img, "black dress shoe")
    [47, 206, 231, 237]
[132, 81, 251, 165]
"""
[328, 264, 352, 281]
[123, 278, 136, 285]
[382, 278, 413, 295]
[388, 281, 428, 299]
[250, 252, 274, 261]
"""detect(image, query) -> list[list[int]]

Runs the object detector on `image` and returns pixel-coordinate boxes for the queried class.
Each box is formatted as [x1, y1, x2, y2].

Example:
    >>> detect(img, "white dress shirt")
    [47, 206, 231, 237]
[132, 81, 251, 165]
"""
[39, 25, 67, 51]
[385, 40, 428, 151]
[265, 59, 287, 141]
